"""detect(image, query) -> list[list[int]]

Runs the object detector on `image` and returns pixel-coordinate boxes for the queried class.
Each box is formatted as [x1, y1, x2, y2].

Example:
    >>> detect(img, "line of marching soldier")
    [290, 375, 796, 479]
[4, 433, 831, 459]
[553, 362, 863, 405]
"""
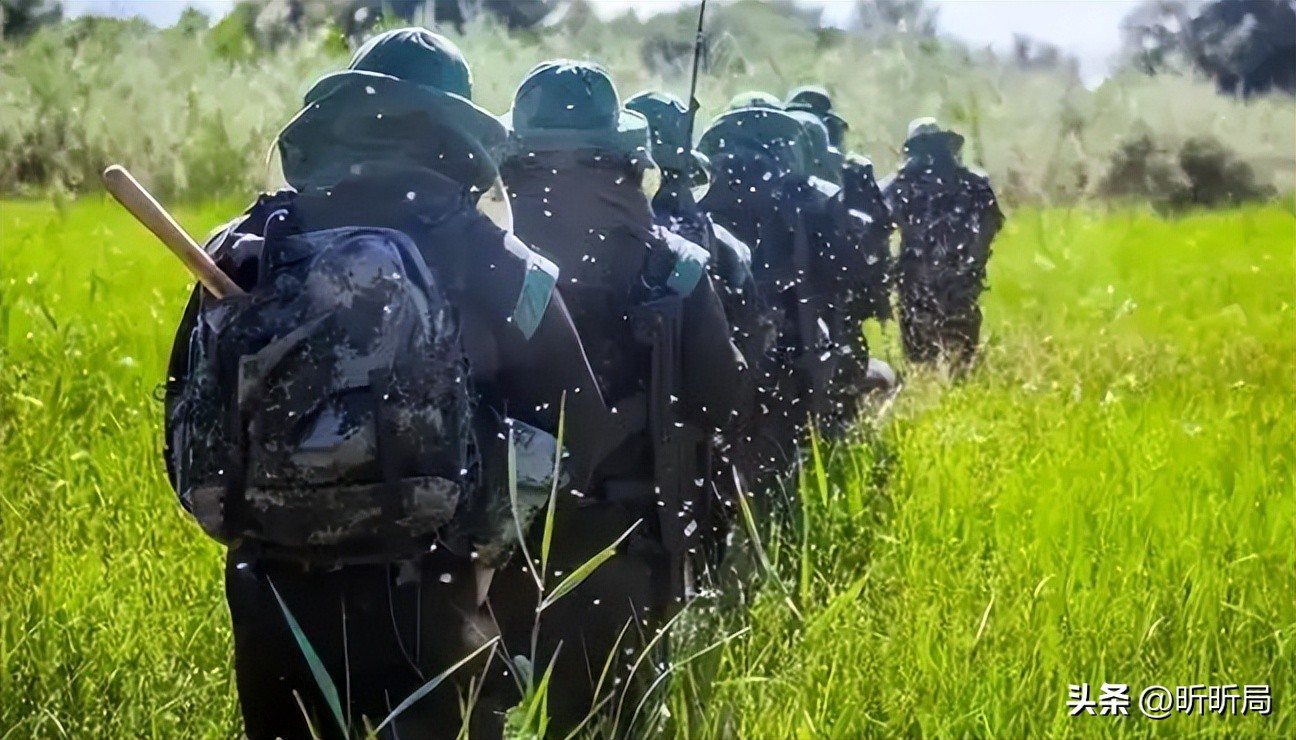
[160, 28, 1003, 740]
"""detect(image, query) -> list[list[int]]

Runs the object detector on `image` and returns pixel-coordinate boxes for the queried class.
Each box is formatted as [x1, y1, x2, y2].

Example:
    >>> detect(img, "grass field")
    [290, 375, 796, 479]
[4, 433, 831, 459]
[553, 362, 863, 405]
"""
[2, 198, 1293, 738]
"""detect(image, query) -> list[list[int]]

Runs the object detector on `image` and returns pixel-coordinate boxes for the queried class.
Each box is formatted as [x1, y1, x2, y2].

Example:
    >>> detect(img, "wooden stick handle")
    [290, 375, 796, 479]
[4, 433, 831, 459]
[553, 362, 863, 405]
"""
[102, 165, 244, 299]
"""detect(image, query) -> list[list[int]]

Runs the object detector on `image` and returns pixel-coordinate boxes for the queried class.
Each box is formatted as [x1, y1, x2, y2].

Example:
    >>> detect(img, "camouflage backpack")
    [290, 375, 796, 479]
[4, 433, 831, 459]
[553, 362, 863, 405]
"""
[167, 211, 475, 562]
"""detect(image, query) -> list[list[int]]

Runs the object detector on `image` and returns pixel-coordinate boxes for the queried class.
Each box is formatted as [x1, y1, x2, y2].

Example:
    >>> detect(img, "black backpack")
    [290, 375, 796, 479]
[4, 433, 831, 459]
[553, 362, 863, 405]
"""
[166, 212, 476, 562]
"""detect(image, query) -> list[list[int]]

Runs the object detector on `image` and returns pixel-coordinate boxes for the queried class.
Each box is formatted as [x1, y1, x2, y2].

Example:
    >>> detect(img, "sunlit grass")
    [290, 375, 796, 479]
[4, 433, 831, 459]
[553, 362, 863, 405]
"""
[2, 200, 1293, 737]
[674, 205, 1296, 739]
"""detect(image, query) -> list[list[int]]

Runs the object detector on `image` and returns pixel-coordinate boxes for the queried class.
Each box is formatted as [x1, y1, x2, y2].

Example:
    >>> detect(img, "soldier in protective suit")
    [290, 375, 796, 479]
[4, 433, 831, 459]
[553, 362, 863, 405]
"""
[783, 108, 879, 419]
[696, 105, 845, 490]
[623, 90, 766, 367]
[786, 84, 895, 326]
[495, 60, 753, 734]
[881, 118, 1005, 369]
[165, 29, 636, 740]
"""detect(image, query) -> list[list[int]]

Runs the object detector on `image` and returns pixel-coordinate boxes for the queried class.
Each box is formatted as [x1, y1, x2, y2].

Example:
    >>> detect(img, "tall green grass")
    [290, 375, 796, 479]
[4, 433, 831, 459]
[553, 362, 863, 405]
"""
[1, 6, 1294, 203]
[2, 198, 1292, 737]
[671, 206, 1296, 738]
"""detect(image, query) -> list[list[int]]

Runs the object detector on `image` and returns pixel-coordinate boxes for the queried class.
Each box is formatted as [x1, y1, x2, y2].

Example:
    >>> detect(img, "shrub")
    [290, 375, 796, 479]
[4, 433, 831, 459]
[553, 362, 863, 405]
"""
[1101, 131, 1277, 212]
[1174, 135, 1276, 208]
[0, 5, 1292, 204]
[1099, 133, 1188, 204]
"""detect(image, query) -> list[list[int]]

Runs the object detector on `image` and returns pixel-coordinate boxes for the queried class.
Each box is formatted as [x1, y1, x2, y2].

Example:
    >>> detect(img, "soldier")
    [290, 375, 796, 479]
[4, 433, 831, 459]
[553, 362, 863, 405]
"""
[623, 90, 765, 366]
[696, 105, 844, 491]
[164, 29, 635, 740]
[496, 60, 753, 734]
[786, 84, 895, 326]
[783, 108, 873, 399]
[786, 109, 844, 186]
[881, 117, 1005, 369]
[784, 85, 848, 154]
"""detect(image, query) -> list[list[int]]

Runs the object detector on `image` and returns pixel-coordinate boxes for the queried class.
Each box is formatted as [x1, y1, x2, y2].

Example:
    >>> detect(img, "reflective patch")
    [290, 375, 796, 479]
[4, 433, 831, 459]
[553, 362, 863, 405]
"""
[848, 208, 875, 226]
[507, 234, 557, 340]
[666, 249, 706, 296]
[806, 175, 842, 199]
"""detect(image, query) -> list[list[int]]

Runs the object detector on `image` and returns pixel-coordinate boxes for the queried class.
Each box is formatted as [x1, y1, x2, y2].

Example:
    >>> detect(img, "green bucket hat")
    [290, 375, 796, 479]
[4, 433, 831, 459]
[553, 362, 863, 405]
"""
[904, 116, 965, 157]
[785, 85, 849, 149]
[727, 90, 784, 111]
[697, 107, 809, 180]
[276, 27, 506, 192]
[624, 90, 710, 180]
[787, 109, 844, 185]
[501, 60, 653, 166]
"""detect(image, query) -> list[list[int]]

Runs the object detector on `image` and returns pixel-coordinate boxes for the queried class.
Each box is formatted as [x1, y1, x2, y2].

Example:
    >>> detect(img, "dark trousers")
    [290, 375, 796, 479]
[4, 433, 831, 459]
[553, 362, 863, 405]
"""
[225, 548, 505, 740]
[486, 492, 671, 737]
[899, 281, 983, 368]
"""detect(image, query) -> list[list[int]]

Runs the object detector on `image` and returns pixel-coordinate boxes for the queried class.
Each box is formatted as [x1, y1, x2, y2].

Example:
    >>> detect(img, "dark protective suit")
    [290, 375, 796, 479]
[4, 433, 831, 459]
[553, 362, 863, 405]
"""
[502, 152, 750, 454]
[882, 150, 1005, 367]
[165, 167, 630, 740]
[700, 150, 858, 483]
[650, 173, 767, 369]
[497, 148, 753, 733]
[780, 173, 875, 435]
[841, 155, 895, 324]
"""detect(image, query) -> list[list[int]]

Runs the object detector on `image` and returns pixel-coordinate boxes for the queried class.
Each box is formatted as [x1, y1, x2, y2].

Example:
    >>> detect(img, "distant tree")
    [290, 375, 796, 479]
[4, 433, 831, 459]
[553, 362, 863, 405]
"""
[1120, 0, 1296, 96]
[481, 0, 566, 30]
[1119, 0, 1199, 74]
[1, 0, 62, 41]
[175, 7, 211, 36]
[210, 1, 259, 60]
[850, 0, 940, 37]
[762, 0, 825, 28]
[1187, 0, 1296, 95]
[229, 0, 567, 44]
[1010, 33, 1079, 74]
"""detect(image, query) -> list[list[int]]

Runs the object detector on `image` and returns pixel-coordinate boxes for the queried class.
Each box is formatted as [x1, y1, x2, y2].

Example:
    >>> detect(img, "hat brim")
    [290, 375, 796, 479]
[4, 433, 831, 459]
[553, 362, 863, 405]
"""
[905, 130, 965, 152]
[280, 70, 507, 190]
[698, 108, 810, 178]
[786, 102, 849, 130]
[787, 103, 850, 147]
[499, 109, 655, 167]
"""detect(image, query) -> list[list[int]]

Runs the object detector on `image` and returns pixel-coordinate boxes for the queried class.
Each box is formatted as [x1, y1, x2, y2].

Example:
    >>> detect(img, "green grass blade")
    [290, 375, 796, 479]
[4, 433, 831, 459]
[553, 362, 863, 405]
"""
[540, 394, 567, 585]
[808, 424, 829, 511]
[732, 467, 801, 620]
[538, 520, 641, 612]
[268, 577, 348, 739]
[291, 690, 325, 740]
[626, 626, 753, 733]
[506, 424, 544, 592]
[520, 647, 557, 737]
[372, 636, 501, 733]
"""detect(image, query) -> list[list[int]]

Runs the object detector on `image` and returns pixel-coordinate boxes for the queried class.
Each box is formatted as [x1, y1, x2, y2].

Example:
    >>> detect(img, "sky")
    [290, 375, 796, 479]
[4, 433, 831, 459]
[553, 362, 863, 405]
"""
[64, 0, 1144, 80]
